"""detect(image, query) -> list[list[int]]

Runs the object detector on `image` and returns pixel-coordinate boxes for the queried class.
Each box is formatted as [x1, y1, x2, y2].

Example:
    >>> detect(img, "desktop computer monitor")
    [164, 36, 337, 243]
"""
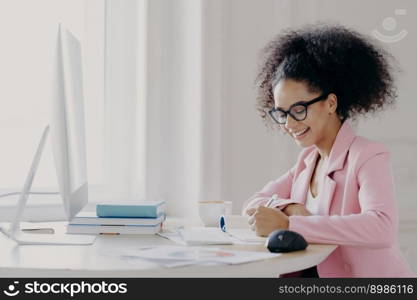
[51, 24, 88, 221]
[0, 24, 95, 245]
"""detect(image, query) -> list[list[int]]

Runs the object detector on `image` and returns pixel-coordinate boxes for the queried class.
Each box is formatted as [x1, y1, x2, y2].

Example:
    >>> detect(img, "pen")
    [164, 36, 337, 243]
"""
[264, 194, 277, 208]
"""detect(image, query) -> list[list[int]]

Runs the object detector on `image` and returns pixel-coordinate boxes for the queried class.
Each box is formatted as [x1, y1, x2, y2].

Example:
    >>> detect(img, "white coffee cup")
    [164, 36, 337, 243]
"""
[198, 201, 232, 227]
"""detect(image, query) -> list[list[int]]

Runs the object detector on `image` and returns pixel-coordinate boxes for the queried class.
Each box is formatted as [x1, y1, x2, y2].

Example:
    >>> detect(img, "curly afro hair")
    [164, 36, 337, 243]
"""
[256, 23, 398, 128]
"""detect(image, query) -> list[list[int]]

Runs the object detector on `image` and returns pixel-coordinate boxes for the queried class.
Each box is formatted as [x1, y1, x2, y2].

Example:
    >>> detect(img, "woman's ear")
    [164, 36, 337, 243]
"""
[328, 93, 338, 114]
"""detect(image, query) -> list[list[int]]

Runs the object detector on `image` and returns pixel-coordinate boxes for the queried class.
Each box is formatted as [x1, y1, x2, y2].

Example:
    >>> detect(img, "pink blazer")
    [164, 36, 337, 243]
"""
[244, 121, 415, 277]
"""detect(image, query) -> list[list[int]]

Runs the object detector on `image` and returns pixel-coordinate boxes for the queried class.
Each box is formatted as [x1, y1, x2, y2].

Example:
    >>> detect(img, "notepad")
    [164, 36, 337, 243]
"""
[219, 215, 266, 243]
[177, 227, 234, 246]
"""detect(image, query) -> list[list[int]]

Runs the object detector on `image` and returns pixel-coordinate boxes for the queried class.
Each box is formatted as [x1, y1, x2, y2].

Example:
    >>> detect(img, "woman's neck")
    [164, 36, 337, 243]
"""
[315, 117, 343, 160]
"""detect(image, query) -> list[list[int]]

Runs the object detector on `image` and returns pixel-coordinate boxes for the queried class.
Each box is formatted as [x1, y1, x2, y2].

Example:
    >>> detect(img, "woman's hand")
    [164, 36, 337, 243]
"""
[282, 203, 312, 216]
[247, 206, 289, 237]
[243, 206, 256, 217]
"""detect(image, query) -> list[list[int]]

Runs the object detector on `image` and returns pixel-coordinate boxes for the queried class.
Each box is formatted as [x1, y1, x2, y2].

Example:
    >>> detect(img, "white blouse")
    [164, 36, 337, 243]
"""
[306, 185, 320, 215]
[306, 156, 328, 215]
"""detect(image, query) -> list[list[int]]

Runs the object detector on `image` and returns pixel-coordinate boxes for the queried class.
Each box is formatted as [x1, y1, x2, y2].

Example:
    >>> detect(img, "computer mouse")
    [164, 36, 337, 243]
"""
[266, 229, 308, 253]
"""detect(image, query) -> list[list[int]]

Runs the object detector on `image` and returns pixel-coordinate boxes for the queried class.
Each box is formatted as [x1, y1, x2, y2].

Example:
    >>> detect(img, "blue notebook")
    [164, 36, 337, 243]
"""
[71, 211, 166, 225]
[96, 201, 165, 218]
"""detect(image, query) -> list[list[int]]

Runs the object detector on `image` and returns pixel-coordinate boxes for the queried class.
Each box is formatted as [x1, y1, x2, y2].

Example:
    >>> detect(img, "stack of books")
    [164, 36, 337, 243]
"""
[67, 200, 165, 235]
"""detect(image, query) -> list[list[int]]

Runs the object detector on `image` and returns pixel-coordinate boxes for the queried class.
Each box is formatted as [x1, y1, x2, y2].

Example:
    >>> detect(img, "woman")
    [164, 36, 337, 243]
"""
[242, 24, 415, 277]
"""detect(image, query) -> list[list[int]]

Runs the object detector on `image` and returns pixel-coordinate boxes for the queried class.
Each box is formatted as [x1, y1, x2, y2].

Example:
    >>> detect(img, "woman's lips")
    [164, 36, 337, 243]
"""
[292, 127, 310, 140]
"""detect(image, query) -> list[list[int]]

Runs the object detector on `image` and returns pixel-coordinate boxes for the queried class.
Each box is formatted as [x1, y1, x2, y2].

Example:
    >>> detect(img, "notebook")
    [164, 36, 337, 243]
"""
[177, 227, 234, 246]
[219, 215, 266, 243]
[70, 210, 166, 226]
[67, 223, 162, 235]
[96, 200, 165, 218]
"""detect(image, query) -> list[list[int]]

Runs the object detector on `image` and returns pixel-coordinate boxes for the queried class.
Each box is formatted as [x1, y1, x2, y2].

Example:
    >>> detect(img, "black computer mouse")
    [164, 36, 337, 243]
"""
[266, 229, 308, 253]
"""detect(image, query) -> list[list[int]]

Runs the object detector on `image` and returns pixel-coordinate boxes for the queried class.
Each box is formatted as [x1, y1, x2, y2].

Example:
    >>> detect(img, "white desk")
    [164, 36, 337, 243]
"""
[0, 222, 337, 278]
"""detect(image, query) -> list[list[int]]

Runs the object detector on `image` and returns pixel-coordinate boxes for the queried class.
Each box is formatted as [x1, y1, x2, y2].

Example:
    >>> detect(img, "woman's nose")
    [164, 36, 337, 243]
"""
[284, 114, 297, 130]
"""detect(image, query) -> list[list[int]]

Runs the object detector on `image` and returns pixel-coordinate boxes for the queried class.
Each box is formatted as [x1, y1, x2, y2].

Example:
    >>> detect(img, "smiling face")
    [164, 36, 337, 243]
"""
[273, 79, 338, 148]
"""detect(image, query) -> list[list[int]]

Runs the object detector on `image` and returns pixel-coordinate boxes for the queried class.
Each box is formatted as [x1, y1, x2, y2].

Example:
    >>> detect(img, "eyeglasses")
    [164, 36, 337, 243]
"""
[268, 93, 330, 125]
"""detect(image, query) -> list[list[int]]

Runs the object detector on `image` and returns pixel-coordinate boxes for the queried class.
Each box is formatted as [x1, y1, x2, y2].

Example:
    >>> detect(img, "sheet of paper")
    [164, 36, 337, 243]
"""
[157, 231, 186, 245]
[122, 245, 281, 265]
[157, 227, 263, 245]
[121, 254, 225, 268]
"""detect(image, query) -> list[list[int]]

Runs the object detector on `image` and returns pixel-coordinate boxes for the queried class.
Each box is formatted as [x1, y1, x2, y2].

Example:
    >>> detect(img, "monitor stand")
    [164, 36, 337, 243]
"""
[0, 223, 95, 245]
[0, 126, 95, 245]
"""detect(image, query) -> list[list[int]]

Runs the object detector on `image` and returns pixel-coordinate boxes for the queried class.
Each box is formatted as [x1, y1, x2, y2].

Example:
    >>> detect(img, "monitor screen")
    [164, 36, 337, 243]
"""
[51, 24, 88, 220]
[60, 28, 87, 194]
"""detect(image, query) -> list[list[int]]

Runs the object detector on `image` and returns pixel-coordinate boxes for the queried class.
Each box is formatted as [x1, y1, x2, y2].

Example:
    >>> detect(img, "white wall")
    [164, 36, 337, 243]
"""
[216, 0, 417, 272]
[220, 0, 299, 211]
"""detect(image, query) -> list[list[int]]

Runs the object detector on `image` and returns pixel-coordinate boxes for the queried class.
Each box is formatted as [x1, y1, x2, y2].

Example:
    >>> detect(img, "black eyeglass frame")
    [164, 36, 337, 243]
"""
[268, 93, 330, 124]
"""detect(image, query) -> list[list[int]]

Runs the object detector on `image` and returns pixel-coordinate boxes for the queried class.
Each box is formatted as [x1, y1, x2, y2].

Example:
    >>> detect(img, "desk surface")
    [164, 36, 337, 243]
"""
[0, 222, 337, 278]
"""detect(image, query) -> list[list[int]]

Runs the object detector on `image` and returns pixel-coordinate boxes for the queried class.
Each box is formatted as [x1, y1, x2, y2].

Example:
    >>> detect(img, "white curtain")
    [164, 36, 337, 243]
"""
[103, 0, 222, 220]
